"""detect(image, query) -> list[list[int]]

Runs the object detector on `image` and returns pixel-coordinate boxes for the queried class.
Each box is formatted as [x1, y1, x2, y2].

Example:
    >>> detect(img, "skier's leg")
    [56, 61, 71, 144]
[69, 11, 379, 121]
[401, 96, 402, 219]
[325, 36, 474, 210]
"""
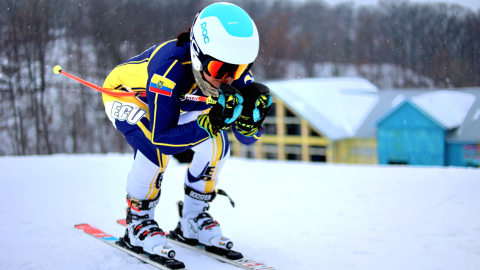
[172, 110, 239, 253]
[118, 129, 175, 258]
[181, 129, 231, 248]
[102, 87, 174, 257]
[173, 129, 242, 259]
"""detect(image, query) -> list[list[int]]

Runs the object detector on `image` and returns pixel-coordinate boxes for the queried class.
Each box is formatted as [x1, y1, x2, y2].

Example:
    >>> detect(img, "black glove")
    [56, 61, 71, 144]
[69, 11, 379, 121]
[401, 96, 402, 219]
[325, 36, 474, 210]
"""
[234, 82, 272, 137]
[198, 84, 244, 138]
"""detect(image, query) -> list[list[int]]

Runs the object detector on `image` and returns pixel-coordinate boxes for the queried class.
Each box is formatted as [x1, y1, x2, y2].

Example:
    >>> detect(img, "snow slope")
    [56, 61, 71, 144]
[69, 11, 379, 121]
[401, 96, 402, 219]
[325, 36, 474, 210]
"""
[0, 154, 479, 270]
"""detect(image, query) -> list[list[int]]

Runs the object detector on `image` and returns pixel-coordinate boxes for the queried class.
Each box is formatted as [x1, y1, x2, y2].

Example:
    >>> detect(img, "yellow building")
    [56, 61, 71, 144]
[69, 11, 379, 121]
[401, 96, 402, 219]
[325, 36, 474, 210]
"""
[228, 96, 331, 161]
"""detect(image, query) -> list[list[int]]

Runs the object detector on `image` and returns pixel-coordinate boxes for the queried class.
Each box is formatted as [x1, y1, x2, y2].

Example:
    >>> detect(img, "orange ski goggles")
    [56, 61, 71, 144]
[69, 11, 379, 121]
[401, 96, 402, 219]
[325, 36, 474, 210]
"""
[203, 59, 251, 80]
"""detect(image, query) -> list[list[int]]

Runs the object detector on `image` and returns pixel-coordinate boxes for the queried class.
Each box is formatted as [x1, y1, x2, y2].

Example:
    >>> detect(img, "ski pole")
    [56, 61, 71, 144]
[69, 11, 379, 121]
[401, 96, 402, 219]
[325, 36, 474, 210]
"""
[53, 65, 147, 97]
[52, 65, 214, 104]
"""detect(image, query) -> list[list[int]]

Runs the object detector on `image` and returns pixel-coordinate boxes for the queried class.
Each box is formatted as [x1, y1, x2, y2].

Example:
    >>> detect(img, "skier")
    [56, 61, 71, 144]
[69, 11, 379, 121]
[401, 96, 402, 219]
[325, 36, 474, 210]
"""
[102, 2, 271, 264]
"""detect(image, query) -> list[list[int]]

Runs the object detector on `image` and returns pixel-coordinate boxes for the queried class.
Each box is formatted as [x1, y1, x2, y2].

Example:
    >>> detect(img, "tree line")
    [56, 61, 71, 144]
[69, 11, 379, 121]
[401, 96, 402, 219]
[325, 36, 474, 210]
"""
[0, 0, 479, 156]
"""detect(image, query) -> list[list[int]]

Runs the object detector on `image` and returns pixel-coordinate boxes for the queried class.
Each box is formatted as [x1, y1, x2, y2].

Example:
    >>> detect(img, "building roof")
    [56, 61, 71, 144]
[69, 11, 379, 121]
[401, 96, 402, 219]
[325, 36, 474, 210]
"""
[264, 77, 379, 140]
[446, 89, 480, 143]
[374, 98, 449, 129]
[264, 77, 480, 143]
[356, 88, 480, 143]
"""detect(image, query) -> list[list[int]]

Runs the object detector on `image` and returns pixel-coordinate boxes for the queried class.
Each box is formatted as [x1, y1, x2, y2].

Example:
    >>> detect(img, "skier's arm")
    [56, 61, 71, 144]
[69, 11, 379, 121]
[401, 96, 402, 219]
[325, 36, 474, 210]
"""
[147, 60, 212, 155]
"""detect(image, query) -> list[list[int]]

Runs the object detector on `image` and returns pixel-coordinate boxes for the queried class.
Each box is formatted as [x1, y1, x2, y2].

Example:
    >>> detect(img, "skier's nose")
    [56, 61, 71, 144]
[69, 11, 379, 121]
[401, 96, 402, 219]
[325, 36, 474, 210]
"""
[224, 76, 234, 84]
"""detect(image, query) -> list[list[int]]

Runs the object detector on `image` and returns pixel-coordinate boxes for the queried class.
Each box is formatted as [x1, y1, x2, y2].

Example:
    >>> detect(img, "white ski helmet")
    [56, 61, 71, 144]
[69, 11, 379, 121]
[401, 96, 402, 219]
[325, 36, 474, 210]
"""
[190, 2, 260, 72]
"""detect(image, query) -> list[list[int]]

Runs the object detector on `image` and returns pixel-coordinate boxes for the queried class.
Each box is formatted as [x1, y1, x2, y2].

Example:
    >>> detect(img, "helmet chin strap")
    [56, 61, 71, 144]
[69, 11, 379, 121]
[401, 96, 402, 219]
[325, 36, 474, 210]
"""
[192, 67, 219, 98]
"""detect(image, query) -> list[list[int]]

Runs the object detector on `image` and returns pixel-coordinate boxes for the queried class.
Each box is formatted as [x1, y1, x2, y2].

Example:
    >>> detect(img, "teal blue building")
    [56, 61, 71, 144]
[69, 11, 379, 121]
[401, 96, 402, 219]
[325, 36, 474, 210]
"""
[376, 100, 447, 165]
[374, 90, 480, 167]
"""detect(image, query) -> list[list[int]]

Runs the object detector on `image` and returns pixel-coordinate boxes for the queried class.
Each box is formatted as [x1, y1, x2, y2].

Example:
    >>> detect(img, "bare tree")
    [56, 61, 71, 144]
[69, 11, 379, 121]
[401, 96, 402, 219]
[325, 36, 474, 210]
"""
[1, 0, 479, 156]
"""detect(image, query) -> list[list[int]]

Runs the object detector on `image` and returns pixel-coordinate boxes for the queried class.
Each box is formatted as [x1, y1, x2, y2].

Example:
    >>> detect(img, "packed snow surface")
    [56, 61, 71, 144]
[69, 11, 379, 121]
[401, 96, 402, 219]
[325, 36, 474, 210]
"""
[1, 154, 479, 270]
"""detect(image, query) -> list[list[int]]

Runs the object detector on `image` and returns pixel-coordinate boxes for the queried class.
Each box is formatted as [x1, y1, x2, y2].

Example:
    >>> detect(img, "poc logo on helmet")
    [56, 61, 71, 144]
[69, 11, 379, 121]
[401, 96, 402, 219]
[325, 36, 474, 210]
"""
[191, 37, 201, 71]
[201, 22, 209, 44]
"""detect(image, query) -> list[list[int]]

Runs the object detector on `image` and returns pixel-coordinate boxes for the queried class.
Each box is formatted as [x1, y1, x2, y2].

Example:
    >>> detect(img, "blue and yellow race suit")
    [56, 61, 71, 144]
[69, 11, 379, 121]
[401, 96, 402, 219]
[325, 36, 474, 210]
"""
[102, 39, 264, 167]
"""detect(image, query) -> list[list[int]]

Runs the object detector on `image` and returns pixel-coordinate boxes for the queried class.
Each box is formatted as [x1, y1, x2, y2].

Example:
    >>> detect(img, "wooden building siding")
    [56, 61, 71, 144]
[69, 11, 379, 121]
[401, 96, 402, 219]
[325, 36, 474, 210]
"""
[334, 138, 378, 164]
[377, 102, 446, 166]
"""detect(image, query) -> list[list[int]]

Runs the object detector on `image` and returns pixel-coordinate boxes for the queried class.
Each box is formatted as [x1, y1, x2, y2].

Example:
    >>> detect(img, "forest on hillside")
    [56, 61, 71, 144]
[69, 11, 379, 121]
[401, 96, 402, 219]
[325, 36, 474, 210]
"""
[1, 0, 479, 155]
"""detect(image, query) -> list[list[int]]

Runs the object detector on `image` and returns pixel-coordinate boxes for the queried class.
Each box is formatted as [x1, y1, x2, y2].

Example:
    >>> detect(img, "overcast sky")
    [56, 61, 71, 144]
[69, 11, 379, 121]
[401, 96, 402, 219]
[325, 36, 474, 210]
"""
[291, 0, 480, 11]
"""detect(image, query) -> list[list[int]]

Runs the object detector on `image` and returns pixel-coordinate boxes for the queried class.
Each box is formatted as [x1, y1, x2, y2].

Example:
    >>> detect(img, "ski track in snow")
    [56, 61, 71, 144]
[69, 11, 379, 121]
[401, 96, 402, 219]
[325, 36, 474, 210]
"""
[0, 154, 479, 270]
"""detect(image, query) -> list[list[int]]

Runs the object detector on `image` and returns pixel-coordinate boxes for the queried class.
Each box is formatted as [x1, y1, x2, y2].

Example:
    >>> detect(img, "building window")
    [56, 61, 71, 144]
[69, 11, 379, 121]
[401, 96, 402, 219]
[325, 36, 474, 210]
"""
[309, 146, 326, 162]
[285, 144, 302, 160]
[310, 128, 322, 137]
[285, 108, 296, 117]
[311, 155, 326, 162]
[284, 107, 301, 136]
[262, 144, 278, 160]
[286, 124, 301, 135]
[287, 153, 301, 160]
[264, 123, 277, 135]
[267, 103, 276, 117]
[238, 144, 256, 159]
[266, 152, 278, 159]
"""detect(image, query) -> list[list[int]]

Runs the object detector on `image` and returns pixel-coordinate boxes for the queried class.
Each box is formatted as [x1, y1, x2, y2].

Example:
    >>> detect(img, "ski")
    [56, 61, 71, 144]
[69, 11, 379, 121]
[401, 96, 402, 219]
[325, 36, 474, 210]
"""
[75, 223, 188, 270]
[117, 219, 276, 270]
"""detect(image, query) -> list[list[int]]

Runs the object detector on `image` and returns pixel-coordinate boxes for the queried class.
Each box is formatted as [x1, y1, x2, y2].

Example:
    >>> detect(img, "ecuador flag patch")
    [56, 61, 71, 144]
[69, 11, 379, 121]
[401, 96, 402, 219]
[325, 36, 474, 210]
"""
[149, 74, 176, 97]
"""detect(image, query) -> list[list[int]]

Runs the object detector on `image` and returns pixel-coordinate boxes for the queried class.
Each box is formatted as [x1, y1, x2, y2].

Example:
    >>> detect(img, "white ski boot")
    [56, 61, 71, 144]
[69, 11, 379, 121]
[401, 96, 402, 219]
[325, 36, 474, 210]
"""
[120, 194, 177, 260]
[169, 186, 243, 259]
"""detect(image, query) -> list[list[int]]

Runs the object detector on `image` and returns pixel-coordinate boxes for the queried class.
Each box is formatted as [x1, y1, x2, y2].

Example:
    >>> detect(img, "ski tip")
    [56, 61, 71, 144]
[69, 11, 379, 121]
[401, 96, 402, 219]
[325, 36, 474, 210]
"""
[116, 219, 127, 226]
[53, 65, 62, 74]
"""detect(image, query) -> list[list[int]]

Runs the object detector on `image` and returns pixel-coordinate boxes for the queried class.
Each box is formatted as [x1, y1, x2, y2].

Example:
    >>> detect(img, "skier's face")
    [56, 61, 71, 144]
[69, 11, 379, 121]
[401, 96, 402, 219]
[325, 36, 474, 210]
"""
[203, 71, 234, 88]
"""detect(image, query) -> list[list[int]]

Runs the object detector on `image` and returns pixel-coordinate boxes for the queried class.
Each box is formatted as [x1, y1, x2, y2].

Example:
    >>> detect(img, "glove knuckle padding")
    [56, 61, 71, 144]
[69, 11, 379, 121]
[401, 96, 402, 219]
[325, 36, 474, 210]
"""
[205, 84, 243, 128]
[217, 84, 243, 125]
[218, 83, 239, 96]
[238, 83, 272, 126]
